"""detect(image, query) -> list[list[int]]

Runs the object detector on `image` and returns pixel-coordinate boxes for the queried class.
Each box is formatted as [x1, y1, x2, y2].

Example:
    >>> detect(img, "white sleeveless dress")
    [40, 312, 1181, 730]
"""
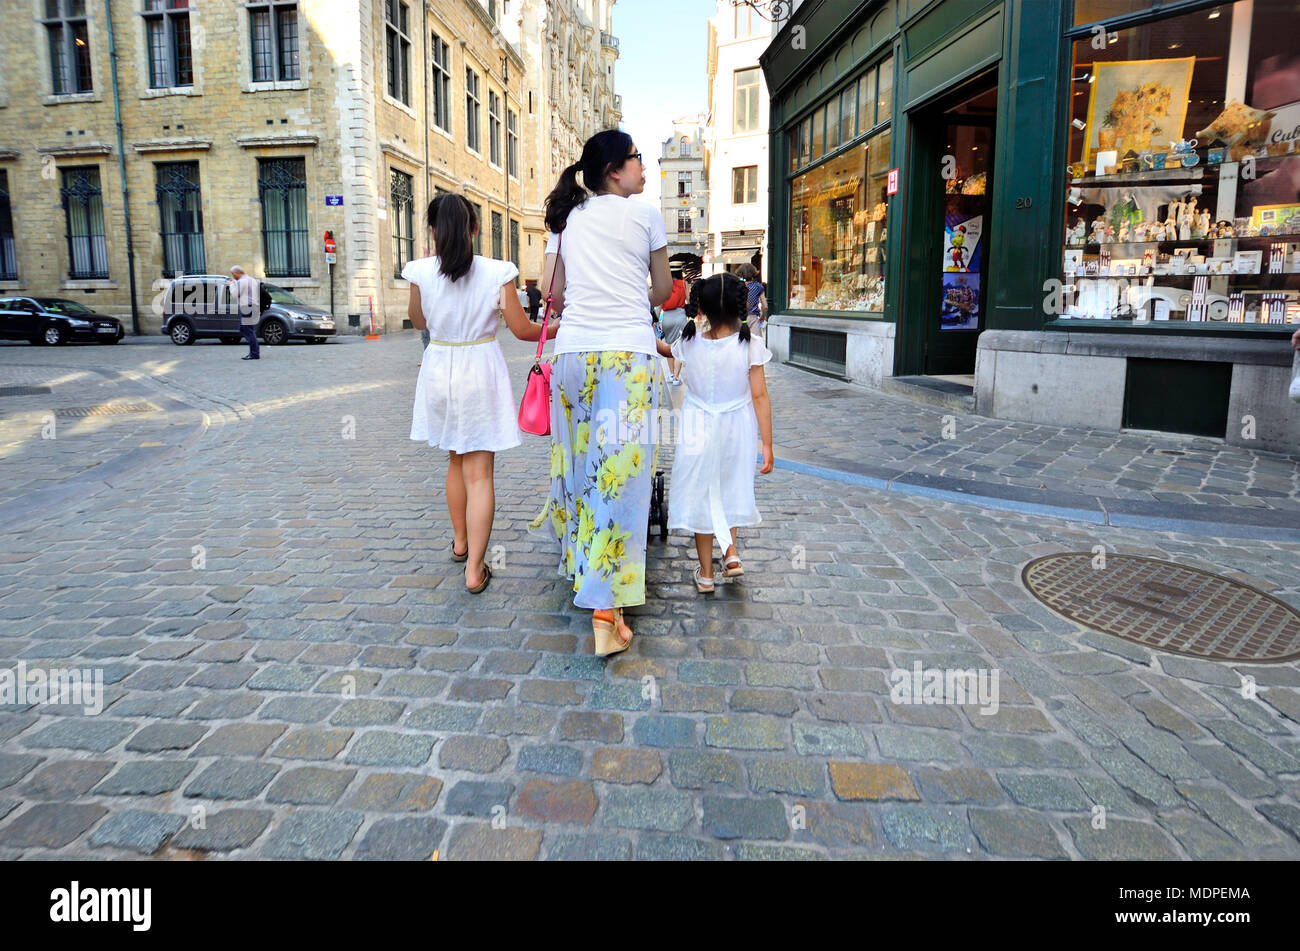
[404, 255, 521, 453]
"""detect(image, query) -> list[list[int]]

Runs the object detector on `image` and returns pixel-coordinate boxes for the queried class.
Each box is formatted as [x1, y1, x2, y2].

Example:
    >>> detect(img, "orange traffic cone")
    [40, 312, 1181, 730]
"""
[365, 295, 380, 340]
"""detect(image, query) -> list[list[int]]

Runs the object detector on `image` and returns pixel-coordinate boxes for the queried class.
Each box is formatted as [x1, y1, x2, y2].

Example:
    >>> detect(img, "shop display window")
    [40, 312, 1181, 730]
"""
[1062, 0, 1300, 325]
[788, 129, 892, 313]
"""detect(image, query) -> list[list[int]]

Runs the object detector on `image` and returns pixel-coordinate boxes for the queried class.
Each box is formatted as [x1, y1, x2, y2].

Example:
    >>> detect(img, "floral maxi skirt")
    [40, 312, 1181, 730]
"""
[531, 351, 660, 610]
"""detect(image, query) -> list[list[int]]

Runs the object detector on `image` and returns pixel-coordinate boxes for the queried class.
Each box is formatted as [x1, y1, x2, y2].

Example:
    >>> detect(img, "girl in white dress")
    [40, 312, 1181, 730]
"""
[669, 272, 775, 593]
[404, 194, 551, 594]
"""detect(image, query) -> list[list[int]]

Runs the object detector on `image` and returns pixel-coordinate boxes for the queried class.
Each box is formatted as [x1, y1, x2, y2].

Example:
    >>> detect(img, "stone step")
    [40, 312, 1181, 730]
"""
[881, 375, 976, 413]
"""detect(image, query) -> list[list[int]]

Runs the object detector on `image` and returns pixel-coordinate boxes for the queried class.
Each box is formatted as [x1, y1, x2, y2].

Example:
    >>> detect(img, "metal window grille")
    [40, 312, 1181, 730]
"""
[390, 169, 414, 278]
[790, 328, 847, 376]
[431, 34, 451, 131]
[257, 158, 308, 277]
[60, 166, 108, 279]
[249, 2, 298, 82]
[156, 162, 205, 277]
[0, 171, 16, 280]
[509, 218, 520, 277]
[43, 0, 93, 94]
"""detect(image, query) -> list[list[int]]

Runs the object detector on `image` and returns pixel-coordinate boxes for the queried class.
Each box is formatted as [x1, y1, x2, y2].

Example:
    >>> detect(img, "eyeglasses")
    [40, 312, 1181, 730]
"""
[626, 151, 643, 164]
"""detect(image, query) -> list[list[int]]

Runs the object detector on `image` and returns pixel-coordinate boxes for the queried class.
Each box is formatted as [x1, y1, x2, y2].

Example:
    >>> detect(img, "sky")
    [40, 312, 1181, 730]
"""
[612, 0, 719, 208]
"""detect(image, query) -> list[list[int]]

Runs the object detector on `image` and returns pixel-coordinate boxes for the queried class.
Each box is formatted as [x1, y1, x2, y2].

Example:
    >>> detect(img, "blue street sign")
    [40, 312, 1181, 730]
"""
[325, 195, 343, 206]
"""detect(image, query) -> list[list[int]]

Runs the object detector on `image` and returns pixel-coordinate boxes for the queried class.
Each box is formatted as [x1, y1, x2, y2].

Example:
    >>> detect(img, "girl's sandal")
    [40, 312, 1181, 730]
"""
[693, 567, 716, 594]
[723, 550, 744, 577]
[593, 608, 633, 657]
[466, 562, 491, 594]
[451, 543, 469, 563]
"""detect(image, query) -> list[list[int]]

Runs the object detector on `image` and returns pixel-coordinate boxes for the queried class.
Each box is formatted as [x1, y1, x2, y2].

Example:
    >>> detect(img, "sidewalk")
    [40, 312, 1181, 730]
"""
[752, 347, 1300, 541]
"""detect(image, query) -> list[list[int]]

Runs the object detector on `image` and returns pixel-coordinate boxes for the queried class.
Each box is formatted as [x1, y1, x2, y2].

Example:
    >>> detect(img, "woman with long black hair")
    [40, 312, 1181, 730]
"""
[533, 130, 673, 656]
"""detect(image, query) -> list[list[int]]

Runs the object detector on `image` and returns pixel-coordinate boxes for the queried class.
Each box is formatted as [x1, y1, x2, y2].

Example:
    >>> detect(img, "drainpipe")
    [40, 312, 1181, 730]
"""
[104, 0, 140, 335]
[422, 0, 429, 246]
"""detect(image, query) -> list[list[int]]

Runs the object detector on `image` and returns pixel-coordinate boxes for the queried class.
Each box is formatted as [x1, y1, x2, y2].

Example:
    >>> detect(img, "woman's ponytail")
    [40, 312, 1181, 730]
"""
[544, 161, 586, 234]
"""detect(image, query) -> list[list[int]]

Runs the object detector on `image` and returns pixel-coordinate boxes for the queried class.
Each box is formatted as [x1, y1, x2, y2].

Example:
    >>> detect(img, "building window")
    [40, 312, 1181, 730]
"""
[509, 218, 520, 279]
[156, 162, 204, 277]
[431, 33, 451, 132]
[491, 211, 503, 259]
[249, 1, 298, 82]
[732, 165, 758, 205]
[466, 68, 481, 152]
[257, 157, 308, 277]
[507, 109, 519, 178]
[733, 67, 760, 133]
[385, 0, 410, 104]
[488, 91, 502, 167]
[678, 171, 692, 197]
[470, 202, 483, 254]
[144, 0, 193, 88]
[677, 211, 693, 235]
[43, 0, 93, 95]
[788, 129, 891, 313]
[391, 169, 414, 278]
[1061, 0, 1299, 326]
[733, 1, 757, 38]
[0, 171, 16, 280]
[60, 166, 108, 279]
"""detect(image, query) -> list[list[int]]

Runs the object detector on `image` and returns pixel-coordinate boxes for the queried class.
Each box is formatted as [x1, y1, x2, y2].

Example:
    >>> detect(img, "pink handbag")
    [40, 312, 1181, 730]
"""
[518, 232, 560, 436]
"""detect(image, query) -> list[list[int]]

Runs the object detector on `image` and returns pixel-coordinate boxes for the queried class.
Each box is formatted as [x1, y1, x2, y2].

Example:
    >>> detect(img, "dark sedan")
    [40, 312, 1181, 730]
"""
[0, 297, 125, 345]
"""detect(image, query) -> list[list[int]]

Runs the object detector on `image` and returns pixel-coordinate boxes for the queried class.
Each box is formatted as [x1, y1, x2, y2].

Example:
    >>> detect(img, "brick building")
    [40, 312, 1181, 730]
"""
[0, 0, 619, 334]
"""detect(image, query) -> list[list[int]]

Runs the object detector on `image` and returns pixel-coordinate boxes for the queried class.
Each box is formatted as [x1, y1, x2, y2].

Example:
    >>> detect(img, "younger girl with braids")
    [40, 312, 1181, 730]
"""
[668, 272, 775, 593]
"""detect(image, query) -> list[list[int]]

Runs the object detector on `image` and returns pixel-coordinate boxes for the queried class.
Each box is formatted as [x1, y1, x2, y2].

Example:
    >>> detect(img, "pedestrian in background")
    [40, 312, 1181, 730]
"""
[535, 129, 673, 657]
[526, 280, 542, 322]
[228, 266, 261, 360]
[404, 194, 552, 594]
[669, 272, 774, 594]
[658, 265, 689, 385]
[738, 262, 767, 336]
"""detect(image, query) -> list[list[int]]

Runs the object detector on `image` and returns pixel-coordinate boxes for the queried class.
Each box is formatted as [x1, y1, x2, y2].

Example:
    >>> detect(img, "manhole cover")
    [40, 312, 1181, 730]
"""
[55, 403, 159, 418]
[1022, 553, 1300, 663]
[0, 386, 52, 397]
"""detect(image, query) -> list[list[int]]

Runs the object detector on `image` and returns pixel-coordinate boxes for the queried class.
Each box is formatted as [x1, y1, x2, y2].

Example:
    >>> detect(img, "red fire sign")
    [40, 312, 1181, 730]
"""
[886, 168, 900, 196]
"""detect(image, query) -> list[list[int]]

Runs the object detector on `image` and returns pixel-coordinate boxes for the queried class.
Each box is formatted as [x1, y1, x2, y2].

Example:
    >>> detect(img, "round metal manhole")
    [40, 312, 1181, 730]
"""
[1022, 553, 1300, 663]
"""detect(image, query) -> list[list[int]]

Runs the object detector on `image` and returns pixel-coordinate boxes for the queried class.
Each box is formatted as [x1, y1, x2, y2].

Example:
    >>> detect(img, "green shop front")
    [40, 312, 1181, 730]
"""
[760, 0, 1299, 452]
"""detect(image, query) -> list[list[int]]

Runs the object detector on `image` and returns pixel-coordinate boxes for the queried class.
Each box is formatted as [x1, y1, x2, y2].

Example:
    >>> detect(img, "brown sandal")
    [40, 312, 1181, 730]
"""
[466, 562, 491, 594]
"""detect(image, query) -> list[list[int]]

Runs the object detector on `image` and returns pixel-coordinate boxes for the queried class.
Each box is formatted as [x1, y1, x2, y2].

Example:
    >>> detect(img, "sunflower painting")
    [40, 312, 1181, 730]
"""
[1083, 57, 1195, 166]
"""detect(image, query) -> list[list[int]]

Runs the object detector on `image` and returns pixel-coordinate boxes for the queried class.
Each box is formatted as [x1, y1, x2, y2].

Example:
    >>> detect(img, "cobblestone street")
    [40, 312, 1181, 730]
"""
[0, 331, 1298, 860]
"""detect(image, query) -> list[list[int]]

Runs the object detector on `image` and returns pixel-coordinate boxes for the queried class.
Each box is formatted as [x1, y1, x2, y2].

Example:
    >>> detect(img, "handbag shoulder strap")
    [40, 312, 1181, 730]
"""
[537, 231, 562, 361]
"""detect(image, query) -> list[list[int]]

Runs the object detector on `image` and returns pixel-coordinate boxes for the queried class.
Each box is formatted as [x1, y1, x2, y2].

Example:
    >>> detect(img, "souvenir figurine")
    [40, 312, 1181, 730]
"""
[1090, 218, 1106, 244]
[1218, 220, 1234, 238]
[1179, 197, 1195, 241]
[1166, 198, 1181, 236]
[1118, 221, 1130, 243]
[1103, 222, 1115, 244]
[1197, 208, 1211, 239]
[1134, 221, 1148, 243]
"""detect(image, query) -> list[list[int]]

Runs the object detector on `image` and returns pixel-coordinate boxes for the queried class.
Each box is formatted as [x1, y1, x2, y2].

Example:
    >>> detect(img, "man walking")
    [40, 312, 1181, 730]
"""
[229, 265, 261, 360]
[526, 280, 542, 322]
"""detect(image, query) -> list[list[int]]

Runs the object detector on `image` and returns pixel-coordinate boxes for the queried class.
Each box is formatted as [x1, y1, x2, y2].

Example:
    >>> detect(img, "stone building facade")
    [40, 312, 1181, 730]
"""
[658, 117, 709, 265]
[0, 0, 618, 334]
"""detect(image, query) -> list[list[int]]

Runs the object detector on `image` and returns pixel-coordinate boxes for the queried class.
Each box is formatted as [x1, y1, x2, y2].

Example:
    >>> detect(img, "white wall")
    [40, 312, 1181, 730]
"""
[706, 0, 770, 277]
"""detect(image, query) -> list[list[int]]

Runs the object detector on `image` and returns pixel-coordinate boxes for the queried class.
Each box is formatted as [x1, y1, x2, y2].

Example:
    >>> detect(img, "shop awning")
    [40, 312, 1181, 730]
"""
[719, 250, 758, 264]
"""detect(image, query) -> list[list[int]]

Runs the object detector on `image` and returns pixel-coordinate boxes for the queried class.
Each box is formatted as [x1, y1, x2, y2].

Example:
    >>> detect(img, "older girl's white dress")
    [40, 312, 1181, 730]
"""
[404, 254, 521, 453]
[668, 332, 772, 538]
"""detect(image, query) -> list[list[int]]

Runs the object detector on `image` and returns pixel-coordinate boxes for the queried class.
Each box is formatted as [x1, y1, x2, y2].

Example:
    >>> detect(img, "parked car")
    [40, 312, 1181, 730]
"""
[160, 275, 336, 345]
[0, 296, 125, 345]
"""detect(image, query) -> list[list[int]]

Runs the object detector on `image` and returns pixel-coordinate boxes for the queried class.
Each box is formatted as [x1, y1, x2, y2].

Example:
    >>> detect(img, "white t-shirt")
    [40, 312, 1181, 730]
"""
[544, 194, 667, 357]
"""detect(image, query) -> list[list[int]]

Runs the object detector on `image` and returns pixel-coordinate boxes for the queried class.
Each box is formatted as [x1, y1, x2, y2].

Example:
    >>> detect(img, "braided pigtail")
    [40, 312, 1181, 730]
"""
[728, 275, 752, 343]
[680, 281, 702, 340]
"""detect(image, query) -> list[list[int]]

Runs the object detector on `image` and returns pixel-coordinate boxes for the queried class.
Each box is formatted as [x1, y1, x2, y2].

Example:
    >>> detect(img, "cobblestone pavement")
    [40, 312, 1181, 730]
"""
[0, 330, 1297, 860]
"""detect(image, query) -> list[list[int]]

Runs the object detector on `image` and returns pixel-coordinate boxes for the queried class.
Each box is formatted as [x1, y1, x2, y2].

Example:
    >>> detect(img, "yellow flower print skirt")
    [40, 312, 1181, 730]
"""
[531, 351, 659, 610]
